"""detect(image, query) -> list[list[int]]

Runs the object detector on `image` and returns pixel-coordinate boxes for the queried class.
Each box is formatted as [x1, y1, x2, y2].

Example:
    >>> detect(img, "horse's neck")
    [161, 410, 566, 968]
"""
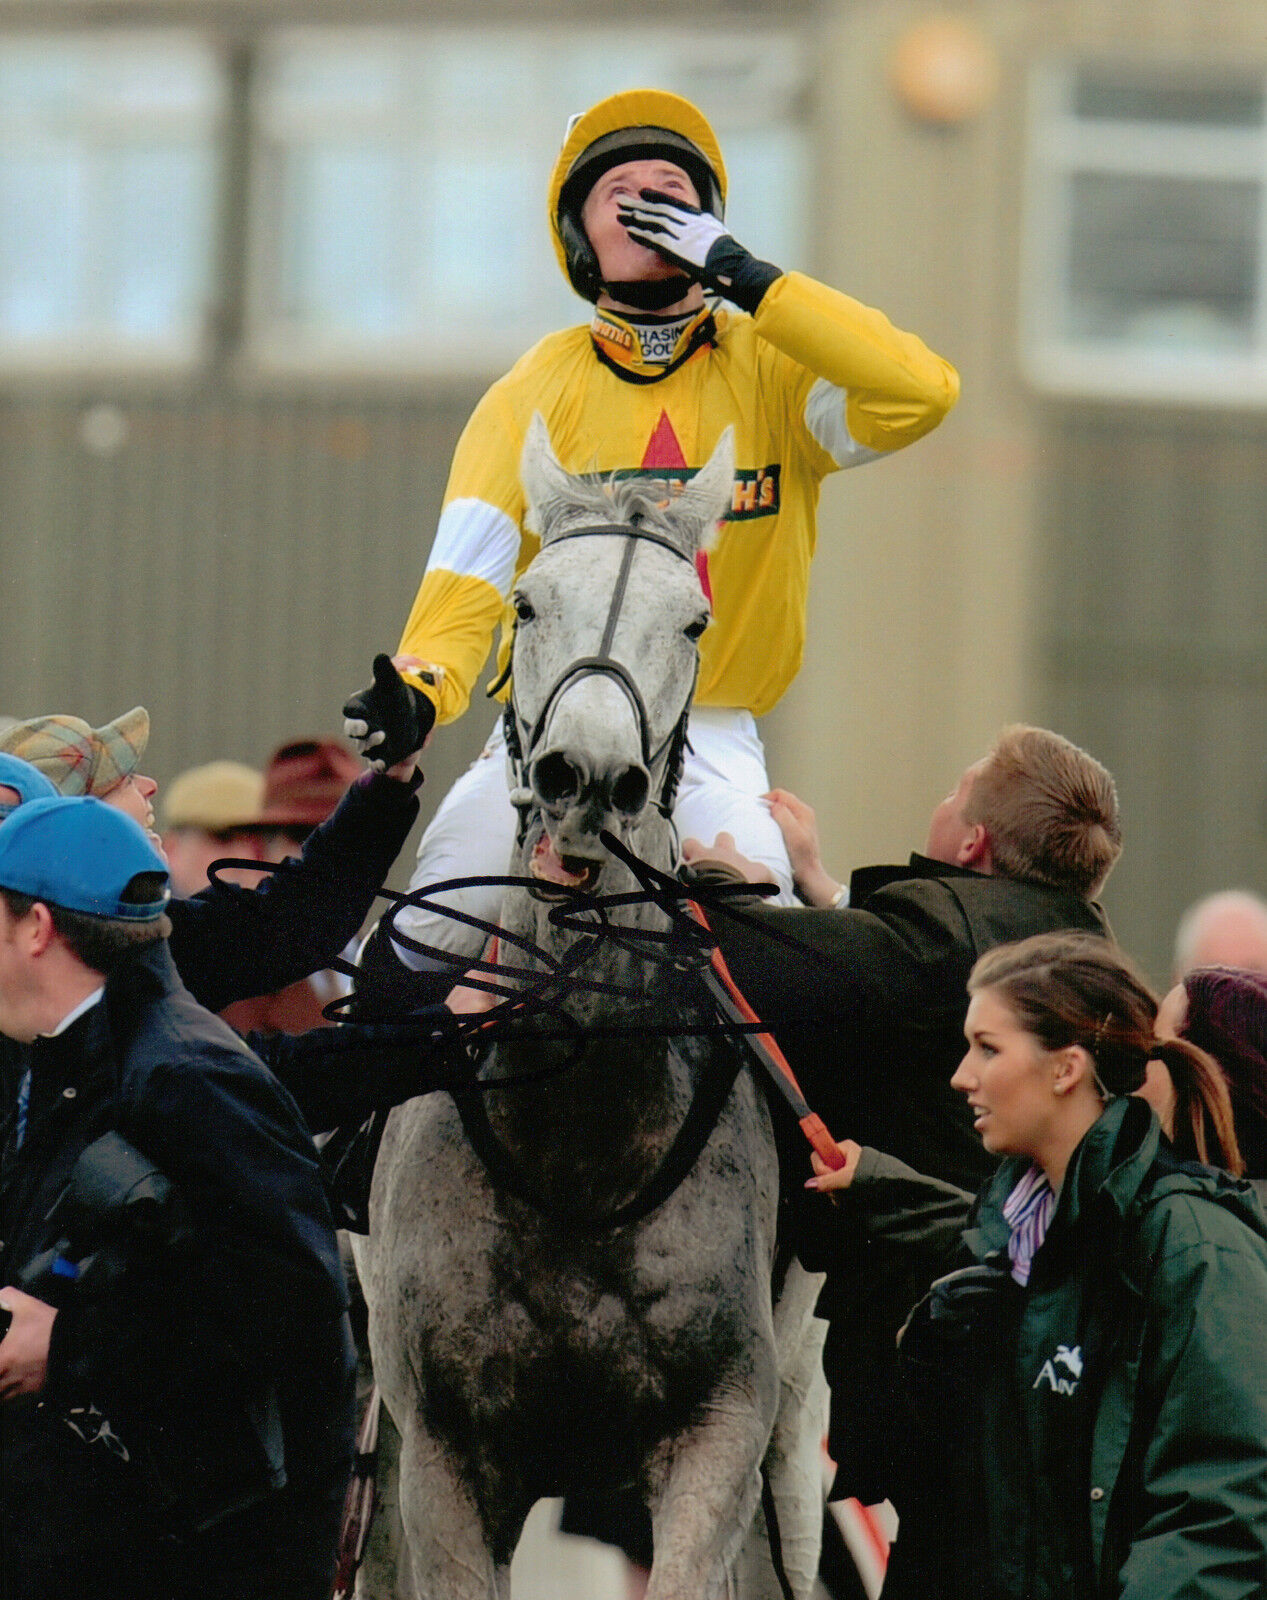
[485, 823, 712, 1207]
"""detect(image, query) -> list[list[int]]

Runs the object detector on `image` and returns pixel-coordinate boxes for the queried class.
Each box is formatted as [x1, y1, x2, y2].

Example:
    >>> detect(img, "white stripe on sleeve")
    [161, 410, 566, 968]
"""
[424, 498, 522, 595]
[804, 377, 881, 470]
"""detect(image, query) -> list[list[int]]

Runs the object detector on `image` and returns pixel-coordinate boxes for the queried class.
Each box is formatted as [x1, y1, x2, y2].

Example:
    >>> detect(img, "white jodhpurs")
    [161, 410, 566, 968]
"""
[387, 706, 793, 970]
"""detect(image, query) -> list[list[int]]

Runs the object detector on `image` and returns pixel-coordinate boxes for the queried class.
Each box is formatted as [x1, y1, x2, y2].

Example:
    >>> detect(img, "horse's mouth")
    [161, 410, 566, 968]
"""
[529, 832, 602, 896]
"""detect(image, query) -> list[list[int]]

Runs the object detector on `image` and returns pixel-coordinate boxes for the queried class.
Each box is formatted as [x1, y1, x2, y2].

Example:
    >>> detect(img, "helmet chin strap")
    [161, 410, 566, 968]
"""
[602, 275, 695, 312]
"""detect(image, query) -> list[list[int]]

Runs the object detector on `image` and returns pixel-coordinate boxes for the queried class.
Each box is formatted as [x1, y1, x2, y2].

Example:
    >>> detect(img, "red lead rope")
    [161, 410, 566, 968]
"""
[687, 900, 847, 1171]
[484, 915, 846, 1171]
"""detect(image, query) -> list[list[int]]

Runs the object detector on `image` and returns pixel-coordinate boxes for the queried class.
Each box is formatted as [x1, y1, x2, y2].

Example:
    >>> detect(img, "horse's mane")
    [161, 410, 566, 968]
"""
[529, 473, 701, 543]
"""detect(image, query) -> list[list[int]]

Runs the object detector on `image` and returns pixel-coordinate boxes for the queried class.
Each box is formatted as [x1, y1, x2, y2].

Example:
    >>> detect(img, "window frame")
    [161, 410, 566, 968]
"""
[1019, 61, 1267, 407]
[241, 23, 810, 380]
[0, 28, 226, 376]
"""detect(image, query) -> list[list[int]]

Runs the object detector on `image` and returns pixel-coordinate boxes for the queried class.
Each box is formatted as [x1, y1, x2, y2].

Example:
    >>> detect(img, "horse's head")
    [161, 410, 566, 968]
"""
[508, 411, 733, 897]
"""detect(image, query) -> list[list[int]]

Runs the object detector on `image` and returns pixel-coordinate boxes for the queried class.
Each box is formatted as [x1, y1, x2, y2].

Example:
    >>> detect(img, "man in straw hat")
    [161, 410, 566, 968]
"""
[343, 87, 959, 987]
[159, 758, 265, 897]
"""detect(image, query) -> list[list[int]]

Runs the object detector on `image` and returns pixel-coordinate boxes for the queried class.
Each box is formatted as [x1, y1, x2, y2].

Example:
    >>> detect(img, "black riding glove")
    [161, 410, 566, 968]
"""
[342, 654, 436, 771]
[617, 189, 784, 314]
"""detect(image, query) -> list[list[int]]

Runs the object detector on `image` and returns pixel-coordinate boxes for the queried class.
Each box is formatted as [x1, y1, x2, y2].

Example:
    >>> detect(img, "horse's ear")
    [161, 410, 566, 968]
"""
[521, 412, 573, 542]
[672, 426, 734, 554]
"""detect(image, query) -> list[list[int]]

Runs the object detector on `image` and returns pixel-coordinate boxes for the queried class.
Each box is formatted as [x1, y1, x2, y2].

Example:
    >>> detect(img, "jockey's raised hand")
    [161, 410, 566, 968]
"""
[616, 188, 782, 313]
[343, 654, 435, 772]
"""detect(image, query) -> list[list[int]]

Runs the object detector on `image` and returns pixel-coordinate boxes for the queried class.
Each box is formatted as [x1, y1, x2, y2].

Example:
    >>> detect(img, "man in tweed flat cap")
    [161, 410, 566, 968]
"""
[1, 708, 158, 844]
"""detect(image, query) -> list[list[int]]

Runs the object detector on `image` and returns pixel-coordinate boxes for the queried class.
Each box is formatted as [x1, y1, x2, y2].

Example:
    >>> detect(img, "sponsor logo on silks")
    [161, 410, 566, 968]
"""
[593, 315, 634, 354]
[613, 464, 782, 522]
[638, 322, 685, 365]
[1033, 1343, 1084, 1396]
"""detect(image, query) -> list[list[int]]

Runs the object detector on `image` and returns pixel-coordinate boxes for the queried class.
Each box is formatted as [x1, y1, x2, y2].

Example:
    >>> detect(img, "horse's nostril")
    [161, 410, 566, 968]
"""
[610, 766, 650, 818]
[533, 753, 582, 806]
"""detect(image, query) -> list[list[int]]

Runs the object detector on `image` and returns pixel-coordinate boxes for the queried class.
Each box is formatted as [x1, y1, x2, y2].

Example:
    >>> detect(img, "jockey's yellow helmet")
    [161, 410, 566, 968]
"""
[549, 89, 728, 302]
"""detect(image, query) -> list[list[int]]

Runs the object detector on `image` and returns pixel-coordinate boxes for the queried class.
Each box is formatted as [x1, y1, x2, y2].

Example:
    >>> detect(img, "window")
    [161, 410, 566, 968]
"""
[246, 28, 809, 375]
[1021, 64, 1267, 404]
[0, 34, 223, 370]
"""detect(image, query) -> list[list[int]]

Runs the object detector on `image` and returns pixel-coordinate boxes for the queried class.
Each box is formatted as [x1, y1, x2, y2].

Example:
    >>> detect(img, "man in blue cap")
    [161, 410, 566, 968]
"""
[0, 797, 355, 1600]
[0, 753, 57, 819]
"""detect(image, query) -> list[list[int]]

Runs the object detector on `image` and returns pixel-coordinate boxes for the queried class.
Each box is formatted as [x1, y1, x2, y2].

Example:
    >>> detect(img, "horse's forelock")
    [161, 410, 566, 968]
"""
[607, 477, 691, 536]
[532, 473, 709, 552]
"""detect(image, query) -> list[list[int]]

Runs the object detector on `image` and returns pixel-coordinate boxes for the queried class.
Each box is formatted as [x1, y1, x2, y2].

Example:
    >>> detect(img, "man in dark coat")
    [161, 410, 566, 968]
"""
[0, 797, 355, 1600]
[683, 724, 1122, 1499]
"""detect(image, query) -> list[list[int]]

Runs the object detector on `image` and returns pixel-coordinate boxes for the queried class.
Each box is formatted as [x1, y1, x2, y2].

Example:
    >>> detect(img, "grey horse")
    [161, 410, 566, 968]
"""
[354, 415, 826, 1600]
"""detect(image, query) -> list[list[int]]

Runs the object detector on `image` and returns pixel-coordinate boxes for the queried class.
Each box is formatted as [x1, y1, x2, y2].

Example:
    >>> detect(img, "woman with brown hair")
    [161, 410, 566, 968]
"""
[822, 932, 1267, 1600]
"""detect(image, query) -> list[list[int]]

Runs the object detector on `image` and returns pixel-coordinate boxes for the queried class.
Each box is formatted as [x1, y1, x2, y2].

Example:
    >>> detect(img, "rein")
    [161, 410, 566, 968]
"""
[492, 522, 701, 847]
[454, 898, 845, 1231]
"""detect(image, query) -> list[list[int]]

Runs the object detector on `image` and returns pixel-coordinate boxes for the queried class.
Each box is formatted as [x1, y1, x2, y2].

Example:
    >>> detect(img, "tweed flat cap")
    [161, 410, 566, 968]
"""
[0, 707, 150, 798]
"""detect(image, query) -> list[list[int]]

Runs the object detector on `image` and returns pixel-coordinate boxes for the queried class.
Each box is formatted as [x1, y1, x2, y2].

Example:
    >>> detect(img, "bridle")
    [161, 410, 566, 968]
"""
[489, 521, 703, 847]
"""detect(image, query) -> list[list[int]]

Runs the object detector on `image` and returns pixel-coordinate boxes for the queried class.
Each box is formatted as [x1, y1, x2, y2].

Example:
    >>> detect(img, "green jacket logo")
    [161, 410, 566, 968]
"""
[1033, 1343, 1083, 1395]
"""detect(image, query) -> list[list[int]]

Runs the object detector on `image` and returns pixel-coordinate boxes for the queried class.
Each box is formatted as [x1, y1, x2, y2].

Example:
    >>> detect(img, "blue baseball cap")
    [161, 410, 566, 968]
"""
[0, 795, 170, 921]
[0, 754, 58, 820]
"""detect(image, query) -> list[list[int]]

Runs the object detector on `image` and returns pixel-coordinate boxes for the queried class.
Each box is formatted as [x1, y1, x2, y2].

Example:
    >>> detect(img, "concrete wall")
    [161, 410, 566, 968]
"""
[766, 0, 1039, 882]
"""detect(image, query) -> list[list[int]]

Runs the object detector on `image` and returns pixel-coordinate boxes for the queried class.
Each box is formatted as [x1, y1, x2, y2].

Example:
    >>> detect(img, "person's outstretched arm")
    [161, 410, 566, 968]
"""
[167, 762, 423, 1014]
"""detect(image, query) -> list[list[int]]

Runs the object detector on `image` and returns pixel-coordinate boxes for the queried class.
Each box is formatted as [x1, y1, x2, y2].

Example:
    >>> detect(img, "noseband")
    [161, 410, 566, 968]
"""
[490, 522, 702, 844]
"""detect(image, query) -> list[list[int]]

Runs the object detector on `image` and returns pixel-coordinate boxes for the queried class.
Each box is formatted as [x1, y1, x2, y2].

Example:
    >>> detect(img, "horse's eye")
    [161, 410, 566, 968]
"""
[684, 615, 709, 642]
[513, 595, 536, 623]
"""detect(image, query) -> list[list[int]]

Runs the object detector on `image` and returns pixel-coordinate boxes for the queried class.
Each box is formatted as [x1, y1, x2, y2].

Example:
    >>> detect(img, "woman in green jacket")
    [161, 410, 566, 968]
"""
[835, 932, 1267, 1600]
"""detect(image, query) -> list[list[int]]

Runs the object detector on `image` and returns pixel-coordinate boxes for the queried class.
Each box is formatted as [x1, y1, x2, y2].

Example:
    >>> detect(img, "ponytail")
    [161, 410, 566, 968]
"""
[1151, 1037, 1244, 1176]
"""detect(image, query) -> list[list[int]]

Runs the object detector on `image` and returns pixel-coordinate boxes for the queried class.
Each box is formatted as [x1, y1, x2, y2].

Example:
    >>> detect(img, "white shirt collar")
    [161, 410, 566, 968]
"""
[42, 986, 106, 1039]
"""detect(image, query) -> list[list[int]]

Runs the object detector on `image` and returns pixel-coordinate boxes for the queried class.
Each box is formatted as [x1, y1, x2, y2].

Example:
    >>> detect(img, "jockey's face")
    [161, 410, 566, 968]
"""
[581, 158, 701, 287]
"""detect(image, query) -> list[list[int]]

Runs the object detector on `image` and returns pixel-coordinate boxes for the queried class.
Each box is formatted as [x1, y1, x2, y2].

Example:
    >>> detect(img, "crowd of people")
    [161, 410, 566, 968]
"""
[2, 84, 1266, 1600]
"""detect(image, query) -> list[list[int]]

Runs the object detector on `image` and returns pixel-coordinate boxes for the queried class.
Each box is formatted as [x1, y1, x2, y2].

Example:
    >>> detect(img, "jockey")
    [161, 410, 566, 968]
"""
[344, 87, 959, 970]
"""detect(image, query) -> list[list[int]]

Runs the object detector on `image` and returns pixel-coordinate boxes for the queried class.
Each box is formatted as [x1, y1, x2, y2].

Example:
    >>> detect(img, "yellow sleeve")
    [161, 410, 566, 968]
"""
[395, 386, 529, 724]
[396, 567, 510, 725]
[753, 271, 960, 453]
